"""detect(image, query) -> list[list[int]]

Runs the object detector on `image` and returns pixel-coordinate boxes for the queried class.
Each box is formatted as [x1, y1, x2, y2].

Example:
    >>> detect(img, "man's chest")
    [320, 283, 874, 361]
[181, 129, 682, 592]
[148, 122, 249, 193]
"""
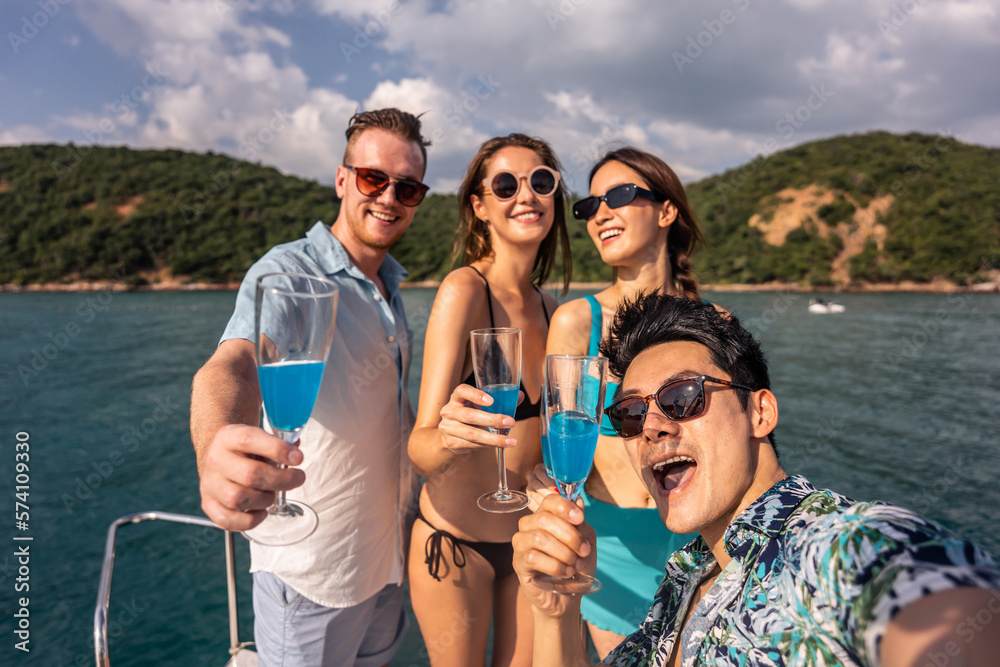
[668, 564, 863, 667]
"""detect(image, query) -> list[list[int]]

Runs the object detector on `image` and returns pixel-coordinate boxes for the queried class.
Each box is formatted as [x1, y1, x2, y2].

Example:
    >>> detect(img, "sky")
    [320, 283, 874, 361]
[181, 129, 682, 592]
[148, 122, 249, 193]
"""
[2, 0, 998, 194]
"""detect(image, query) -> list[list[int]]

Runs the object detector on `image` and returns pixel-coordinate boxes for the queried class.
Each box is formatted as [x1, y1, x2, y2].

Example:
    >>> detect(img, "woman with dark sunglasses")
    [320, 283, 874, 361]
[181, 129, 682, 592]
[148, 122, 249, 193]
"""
[526, 146, 708, 658]
[407, 134, 571, 666]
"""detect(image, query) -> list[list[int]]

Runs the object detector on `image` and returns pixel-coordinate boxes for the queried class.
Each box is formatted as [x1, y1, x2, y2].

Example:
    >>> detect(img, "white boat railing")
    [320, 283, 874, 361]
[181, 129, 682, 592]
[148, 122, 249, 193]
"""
[94, 511, 254, 666]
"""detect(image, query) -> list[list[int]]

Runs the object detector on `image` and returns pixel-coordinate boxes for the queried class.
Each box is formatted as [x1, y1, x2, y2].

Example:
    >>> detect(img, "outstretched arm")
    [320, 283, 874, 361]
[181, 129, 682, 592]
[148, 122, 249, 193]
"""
[191, 338, 304, 531]
[513, 493, 597, 667]
[881, 587, 1000, 667]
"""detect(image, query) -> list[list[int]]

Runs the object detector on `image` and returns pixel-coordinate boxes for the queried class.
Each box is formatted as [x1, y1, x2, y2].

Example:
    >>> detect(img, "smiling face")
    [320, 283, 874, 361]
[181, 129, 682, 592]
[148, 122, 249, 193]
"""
[619, 340, 783, 546]
[471, 146, 556, 249]
[586, 160, 677, 268]
[334, 128, 425, 253]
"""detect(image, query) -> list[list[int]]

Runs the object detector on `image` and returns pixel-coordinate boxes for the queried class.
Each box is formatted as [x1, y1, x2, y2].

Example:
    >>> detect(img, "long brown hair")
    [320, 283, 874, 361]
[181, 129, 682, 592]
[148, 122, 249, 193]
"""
[452, 134, 572, 294]
[588, 147, 705, 299]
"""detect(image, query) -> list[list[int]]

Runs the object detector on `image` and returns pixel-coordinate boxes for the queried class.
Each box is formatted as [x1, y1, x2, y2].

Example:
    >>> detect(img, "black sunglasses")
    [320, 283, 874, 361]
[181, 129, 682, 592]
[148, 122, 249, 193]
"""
[482, 165, 561, 201]
[603, 375, 753, 438]
[572, 183, 663, 220]
[345, 165, 429, 207]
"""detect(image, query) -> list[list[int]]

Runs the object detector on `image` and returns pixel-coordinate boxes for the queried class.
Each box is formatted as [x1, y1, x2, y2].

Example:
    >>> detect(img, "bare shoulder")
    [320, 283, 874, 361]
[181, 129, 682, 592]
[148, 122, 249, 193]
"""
[432, 267, 487, 315]
[547, 298, 594, 355]
[550, 297, 593, 332]
[438, 265, 484, 293]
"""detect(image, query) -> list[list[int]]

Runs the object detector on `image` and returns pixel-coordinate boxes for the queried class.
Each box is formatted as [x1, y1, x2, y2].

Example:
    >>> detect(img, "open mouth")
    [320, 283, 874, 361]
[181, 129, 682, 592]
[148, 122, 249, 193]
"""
[598, 227, 623, 242]
[650, 455, 697, 495]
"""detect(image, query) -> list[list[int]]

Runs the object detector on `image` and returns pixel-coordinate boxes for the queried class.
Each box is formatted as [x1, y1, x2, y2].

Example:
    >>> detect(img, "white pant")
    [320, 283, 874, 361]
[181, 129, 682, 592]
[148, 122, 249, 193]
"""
[252, 572, 408, 667]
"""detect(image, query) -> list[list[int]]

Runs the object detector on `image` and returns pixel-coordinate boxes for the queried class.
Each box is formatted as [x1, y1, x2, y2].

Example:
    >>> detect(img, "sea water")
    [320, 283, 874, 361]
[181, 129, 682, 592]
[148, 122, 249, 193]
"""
[3, 289, 999, 666]
[547, 410, 600, 486]
[258, 360, 326, 432]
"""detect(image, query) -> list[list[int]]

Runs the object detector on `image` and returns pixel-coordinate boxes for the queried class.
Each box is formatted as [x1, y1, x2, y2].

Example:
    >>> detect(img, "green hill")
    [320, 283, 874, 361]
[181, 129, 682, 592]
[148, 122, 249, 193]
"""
[1, 132, 997, 288]
[686, 131, 1000, 286]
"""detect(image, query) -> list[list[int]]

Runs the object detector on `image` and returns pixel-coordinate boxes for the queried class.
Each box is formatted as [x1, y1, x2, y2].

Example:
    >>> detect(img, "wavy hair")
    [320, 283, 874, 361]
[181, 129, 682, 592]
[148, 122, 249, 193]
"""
[452, 133, 572, 294]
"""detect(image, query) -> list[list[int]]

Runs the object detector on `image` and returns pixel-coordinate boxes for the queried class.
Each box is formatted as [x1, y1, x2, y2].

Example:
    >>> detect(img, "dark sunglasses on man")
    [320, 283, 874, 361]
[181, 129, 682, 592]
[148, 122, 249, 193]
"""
[604, 375, 753, 438]
[482, 165, 561, 201]
[345, 165, 429, 207]
[572, 183, 664, 220]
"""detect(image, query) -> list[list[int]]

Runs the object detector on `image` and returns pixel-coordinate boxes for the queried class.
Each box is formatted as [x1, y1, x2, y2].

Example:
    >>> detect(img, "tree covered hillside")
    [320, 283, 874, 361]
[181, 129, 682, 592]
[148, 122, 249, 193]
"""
[686, 131, 1000, 286]
[1, 132, 996, 288]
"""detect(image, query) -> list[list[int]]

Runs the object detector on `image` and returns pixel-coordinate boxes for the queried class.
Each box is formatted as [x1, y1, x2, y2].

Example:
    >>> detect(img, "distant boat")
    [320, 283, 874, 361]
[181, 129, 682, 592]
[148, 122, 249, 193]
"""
[808, 298, 846, 314]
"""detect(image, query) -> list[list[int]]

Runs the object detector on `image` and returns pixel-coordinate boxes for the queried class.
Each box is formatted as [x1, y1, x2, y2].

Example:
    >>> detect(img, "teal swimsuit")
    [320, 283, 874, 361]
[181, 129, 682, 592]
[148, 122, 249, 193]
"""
[578, 295, 696, 636]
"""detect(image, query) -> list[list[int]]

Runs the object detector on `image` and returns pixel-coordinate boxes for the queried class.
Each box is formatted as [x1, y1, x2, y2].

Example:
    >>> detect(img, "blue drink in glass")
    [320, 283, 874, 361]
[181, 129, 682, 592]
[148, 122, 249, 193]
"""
[547, 410, 599, 499]
[480, 383, 518, 429]
[258, 360, 326, 431]
[470, 328, 528, 513]
[540, 433, 553, 478]
[535, 354, 606, 595]
[247, 271, 338, 547]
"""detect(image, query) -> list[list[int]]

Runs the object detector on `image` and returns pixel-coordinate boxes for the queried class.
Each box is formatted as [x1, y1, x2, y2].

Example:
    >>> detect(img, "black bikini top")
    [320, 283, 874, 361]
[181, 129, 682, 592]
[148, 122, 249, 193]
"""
[461, 266, 550, 421]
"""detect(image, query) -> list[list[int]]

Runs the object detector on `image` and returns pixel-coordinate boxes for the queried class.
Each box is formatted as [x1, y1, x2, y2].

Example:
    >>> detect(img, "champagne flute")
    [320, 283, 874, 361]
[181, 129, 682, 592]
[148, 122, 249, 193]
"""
[244, 272, 339, 546]
[539, 384, 554, 479]
[533, 354, 606, 594]
[471, 328, 529, 513]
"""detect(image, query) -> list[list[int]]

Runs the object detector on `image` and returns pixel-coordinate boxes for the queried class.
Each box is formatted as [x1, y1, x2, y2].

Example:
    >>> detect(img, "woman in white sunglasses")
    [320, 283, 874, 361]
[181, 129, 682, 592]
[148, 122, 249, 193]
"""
[526, 146, 709, 658]
[407, 134, 571, 666]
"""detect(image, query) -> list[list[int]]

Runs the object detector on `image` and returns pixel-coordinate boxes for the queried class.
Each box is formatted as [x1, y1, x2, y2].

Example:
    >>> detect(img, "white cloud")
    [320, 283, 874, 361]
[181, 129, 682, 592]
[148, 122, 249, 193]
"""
[366, 77, 489, 151]
[0, 125, 52, 146]
[362, 77, 494, 190]
[4, 0, 997, 192]
[59, 0, 360, 184]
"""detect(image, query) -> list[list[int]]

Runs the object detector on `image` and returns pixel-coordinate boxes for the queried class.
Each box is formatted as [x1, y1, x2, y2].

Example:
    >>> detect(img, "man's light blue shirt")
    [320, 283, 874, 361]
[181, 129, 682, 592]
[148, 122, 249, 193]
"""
[221, 221, 418, 607]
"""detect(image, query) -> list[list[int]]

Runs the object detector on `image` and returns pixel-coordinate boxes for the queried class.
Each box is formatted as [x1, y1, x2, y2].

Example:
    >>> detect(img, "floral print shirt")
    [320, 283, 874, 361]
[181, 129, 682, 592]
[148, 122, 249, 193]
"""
[601, 475, 1000, 666]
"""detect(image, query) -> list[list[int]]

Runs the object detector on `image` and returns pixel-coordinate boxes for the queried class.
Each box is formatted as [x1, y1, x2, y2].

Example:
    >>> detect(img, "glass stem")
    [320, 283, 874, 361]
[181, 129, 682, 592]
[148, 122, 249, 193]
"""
[496, 447, 510, 494]
[555, 479, 582, 501]
[273, 429, 298, 510]
[274, 479, 288, 510]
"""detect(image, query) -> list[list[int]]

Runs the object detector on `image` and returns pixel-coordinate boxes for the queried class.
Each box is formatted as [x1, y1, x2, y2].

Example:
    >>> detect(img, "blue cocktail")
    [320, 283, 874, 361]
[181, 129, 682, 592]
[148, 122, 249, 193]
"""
[547, 410, 599, 497]
[540, 433, 553, 478]
[258, 360, 326, 432]
[471, 328, 529, 513]
[245, 272, 338, 547]
[479, 383, 519, 427]
[536, 354, 607, 594]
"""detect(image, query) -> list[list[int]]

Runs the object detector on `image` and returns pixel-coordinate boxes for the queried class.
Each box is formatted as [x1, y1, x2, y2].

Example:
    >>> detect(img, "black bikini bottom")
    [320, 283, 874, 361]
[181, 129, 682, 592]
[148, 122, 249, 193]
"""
[416, 509, 515, 582]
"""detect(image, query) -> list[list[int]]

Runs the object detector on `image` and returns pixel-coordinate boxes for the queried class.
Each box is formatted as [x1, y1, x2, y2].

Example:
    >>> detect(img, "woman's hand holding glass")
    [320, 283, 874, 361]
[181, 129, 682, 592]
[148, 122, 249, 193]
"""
[436, 383, 519, 455]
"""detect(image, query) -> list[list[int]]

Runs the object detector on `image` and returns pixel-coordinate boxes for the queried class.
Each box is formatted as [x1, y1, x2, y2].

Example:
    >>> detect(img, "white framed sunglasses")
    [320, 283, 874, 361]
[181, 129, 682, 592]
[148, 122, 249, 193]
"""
[482, 165, 561, 201]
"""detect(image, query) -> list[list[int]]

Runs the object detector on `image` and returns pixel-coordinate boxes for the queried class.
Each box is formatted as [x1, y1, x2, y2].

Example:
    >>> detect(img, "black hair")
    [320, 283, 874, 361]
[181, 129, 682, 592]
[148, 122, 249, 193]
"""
[588, 147, 705, 299]
[600, 292, 775, 447]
